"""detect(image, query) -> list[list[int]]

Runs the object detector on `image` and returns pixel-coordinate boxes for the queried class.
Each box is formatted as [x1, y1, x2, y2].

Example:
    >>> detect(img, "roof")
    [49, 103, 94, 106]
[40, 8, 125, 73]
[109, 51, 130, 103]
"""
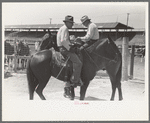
[129, 34, 145, 45]
[114, 34, 145, 46]
[95, 22, 133, 29]
[5, 22, 133, 30]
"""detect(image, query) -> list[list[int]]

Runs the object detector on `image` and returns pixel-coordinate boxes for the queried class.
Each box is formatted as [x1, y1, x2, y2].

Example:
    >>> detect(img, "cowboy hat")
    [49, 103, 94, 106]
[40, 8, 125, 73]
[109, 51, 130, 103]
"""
[63, 15, 74, 23]
[80, 15, 91, 23]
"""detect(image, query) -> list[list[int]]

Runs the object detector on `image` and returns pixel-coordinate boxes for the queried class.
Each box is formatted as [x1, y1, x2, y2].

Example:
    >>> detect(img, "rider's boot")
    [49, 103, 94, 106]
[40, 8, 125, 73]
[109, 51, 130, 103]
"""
[63, 82, 72, 98]
[63, 86, 71, 98]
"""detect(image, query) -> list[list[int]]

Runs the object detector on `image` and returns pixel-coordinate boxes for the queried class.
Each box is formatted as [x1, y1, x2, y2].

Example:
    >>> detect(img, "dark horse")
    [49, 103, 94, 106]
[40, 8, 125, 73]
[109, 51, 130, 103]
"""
[5, 40, 15, 55]
[17, 41, 30, 56]
[26, 33, 123, 101]
[17, 40, 30, 69]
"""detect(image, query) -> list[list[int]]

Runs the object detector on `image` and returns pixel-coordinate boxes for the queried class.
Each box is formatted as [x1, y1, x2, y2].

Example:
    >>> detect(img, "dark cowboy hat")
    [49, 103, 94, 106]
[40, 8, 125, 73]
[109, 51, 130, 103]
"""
[63, 15, 75, 23]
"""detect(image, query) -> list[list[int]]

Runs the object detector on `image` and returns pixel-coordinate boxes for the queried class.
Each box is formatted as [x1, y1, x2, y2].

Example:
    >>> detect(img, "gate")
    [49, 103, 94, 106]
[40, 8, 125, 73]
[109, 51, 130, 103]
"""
[4, 39, 31, 74]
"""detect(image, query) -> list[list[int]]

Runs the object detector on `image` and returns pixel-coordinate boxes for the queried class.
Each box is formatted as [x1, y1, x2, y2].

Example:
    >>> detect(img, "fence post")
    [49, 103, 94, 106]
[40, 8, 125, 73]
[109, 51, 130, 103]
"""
[14, 39, 17, 72]
[122, 37, 129, 81]
[129, 45, 135, 79]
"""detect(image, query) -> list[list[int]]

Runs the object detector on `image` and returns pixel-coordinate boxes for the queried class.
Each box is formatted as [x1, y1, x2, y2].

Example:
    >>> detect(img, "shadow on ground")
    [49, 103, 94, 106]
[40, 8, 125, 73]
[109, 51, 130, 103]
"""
[74, 96, 107, 101]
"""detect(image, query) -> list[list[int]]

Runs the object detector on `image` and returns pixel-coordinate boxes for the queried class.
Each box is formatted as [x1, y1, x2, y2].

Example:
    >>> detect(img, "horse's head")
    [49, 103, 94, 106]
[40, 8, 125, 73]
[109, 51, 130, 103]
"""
[106, 36, 121, 54]
[103, 36, 121, 60]
[39, 33, 59, 51]
[16, 40, 22, 54]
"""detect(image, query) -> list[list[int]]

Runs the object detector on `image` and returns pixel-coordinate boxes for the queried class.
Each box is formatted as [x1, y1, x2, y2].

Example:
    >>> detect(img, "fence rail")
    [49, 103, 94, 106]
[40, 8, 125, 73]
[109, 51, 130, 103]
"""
[4, 38, 32, 74]
[4, 55, 30, 73]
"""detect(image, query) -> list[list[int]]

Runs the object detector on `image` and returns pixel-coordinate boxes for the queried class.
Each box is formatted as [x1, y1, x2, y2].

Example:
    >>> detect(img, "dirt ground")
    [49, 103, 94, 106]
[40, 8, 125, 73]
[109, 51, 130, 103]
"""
[3, 56, 146, 101]
[3, 73, 145, 101]
[2, 56, 148, 121]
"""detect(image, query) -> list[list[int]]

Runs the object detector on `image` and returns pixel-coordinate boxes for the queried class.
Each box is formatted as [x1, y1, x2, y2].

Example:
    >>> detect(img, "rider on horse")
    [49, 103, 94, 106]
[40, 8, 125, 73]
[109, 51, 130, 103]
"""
[57, 15, 83, 88]
[77, 15, 99, 48]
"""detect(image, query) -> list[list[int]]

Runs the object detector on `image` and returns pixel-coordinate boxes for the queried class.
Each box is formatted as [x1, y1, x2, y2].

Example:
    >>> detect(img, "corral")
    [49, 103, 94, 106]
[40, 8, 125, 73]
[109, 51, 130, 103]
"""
[4, 22, 145, 101]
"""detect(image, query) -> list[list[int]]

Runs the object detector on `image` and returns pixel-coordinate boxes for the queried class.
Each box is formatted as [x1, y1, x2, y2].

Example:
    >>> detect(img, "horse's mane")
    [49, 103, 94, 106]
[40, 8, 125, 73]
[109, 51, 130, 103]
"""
[86, 36, 121, 62]
[107, 36, 121, 54]
[94, 36, 120, 54]
[39, 37, 51, 50]
[39, 33, 59, 51]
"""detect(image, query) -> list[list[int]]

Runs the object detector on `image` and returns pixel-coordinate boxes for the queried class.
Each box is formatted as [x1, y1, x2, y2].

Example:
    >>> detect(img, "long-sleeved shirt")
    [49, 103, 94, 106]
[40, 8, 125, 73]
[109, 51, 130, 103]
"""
[57, 25, 71, 50]
[80, 22, 99, 42]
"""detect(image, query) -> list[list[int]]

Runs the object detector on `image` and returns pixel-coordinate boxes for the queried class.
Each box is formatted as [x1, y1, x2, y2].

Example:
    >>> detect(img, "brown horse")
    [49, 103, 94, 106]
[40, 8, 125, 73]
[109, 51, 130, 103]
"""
[26, 33, 123, 100]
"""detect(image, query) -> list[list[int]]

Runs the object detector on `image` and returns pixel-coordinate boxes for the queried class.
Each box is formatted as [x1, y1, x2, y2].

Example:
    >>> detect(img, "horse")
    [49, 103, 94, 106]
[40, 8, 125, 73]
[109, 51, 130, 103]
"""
[17, 41, 30, 56]
[4, 40, 16, 65]
[17, 40, 30, 69]
[5, 40, 15, 55]
[26, 33, 123, 101]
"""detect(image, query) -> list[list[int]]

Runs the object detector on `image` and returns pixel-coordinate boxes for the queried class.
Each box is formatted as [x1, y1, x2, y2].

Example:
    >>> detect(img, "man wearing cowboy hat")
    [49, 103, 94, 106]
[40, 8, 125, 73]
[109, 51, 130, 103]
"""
[78, 15, 99, 49]
[57, 15, 83, 95]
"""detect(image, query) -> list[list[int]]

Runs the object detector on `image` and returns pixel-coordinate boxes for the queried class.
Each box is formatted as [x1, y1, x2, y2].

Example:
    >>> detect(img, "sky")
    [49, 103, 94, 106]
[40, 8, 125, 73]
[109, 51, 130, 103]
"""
[2, 2, 148, 29]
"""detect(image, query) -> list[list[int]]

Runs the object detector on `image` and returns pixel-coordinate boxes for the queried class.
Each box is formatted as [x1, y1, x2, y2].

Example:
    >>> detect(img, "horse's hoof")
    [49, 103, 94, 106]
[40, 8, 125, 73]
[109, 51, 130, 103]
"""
[70, 97, 74, 100]
[63, 93, 71, 98]
[80, 98, 84, 101]
[119, 98, 123, 101]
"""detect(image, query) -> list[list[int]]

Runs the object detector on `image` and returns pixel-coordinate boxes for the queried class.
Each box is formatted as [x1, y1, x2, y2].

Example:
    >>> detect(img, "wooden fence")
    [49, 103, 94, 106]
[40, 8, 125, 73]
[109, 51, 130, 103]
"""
[4, 38, 32, 74]
[4, 55, 30, 73]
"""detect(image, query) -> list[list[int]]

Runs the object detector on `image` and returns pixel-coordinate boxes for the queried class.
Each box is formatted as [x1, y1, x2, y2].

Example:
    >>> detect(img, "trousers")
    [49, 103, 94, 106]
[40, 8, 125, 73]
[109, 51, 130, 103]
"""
[59, 47, 82, 84]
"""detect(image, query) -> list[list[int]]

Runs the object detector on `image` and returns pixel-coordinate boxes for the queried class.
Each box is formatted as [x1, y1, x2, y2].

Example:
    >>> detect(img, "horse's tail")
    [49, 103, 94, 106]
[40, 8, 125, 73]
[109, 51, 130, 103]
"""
[26, 57, 37, 99]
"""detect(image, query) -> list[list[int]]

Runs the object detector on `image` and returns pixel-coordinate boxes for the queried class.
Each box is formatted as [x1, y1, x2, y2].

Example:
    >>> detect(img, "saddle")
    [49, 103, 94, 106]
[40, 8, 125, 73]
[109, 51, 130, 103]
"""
[50, 48, 73, 82]
[50, 39, 102, 82]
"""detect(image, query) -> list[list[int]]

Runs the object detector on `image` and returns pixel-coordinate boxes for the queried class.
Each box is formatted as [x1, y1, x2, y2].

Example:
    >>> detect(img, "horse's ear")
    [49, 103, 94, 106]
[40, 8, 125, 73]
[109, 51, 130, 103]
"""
[107, 35, 114, 43]
[48, 30, 52, 36]
[107, 35, 111, 40]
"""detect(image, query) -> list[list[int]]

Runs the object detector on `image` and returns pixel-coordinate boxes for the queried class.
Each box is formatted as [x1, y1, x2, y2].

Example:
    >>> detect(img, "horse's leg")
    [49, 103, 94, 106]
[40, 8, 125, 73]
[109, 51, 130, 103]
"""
[21, 59, 24, 70]
[80, 81, 90, 100]
[110, 81, 117, 101]
[25, 59, 27, 68]
[106, 69, 117, 101]
[108, 72, 123, 101]
[70, 86, 75, 100]
[116, 65, 123, 101]
[35, 78, 50, 100]
[117, 82, 123, 101]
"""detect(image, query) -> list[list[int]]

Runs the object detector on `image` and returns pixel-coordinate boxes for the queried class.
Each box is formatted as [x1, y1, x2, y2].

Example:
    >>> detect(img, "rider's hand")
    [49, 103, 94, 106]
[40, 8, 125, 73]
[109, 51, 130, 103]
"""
[74, 37, 81, 42]
[69, 43, 75, 46]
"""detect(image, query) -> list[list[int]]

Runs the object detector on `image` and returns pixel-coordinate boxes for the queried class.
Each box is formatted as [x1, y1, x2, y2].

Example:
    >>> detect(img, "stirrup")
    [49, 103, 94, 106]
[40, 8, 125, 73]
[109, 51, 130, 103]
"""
[70, 79, 83, 87]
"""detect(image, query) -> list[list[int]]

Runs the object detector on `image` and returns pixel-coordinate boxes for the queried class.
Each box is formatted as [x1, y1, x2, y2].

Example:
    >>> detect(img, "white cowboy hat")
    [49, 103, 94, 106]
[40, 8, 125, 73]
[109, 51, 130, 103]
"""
[80, 15, 91, 23]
